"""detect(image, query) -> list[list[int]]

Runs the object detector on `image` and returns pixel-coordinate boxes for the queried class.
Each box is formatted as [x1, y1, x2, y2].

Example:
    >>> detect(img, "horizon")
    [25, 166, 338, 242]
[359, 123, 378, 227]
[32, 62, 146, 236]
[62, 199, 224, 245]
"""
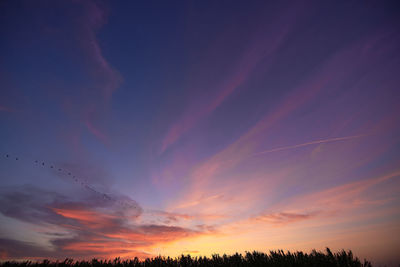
[1, 1, 400, 266]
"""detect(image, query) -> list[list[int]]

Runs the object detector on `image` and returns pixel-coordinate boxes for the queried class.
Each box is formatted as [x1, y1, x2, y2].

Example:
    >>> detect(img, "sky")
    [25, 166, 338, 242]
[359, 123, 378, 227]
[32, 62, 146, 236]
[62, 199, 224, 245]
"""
[0, 0, 400, 265]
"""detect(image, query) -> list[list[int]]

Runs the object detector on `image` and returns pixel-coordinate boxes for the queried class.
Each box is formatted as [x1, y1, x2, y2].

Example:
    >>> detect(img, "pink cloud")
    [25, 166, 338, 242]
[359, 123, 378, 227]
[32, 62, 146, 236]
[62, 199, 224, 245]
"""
[165, 32, 400, 220]
[252, 211, 319, 225]
[53, 1, 122, 147]
[209, 35, 387, 172]
[160, 5, 304, 154]
[84, 118, 108, 145]
[256, 170, 400, 224]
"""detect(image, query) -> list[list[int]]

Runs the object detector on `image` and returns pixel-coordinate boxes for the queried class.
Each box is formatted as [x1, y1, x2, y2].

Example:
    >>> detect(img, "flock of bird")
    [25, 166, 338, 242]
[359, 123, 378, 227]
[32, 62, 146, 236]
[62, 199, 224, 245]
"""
[2, 153, 139, 210]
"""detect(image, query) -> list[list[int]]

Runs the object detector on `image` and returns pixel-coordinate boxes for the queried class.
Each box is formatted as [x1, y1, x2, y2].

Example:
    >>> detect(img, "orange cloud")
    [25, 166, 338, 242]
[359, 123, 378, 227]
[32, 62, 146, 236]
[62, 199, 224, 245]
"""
[252, 212, 319, 225]
[51, 206, 217, 259]
[0, 185, 218, 260]
[247, 170, 400, 228]
[52, 208, 118, 229]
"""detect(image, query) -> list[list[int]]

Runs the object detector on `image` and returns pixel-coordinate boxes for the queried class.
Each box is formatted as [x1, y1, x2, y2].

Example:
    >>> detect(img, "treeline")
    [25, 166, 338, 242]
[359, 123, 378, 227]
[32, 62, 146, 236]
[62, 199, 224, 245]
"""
[0, 248, 372, 267]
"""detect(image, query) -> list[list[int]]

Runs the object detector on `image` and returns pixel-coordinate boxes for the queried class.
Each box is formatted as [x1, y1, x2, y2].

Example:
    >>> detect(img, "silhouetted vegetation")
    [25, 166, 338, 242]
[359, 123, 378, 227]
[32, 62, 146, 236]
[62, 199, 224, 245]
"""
[0, 248, 372, 267]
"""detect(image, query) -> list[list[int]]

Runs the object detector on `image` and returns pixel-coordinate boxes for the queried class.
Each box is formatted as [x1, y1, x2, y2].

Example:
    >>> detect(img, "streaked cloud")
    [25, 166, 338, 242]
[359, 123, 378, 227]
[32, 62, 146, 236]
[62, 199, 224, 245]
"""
[159, 3, 307, 154]
[252, 212, 319, 225]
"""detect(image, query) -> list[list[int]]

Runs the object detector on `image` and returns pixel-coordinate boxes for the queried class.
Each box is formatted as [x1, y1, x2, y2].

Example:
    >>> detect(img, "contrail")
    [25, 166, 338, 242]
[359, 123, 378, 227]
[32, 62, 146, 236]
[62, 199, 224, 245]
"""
[253, 133, 369, 157]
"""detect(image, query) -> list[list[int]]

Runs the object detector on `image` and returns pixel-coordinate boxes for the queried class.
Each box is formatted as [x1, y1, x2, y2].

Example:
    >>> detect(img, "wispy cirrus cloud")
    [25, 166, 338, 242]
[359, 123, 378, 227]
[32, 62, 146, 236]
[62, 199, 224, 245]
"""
[145, 210, 226, 225]
[36, 0, 122, 148]
[244, 170, 400, 230]
[159, 4, 306, 154]
[72, 1, 122, 145]
[168, 31, 400, 215]
[252, 211, 318, 225]
[281, 170, 400, 214]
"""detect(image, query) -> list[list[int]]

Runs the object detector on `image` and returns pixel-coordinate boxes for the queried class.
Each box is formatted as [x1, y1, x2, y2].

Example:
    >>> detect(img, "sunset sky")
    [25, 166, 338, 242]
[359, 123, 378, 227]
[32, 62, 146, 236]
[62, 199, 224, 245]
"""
[1, 1, 400, 266]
